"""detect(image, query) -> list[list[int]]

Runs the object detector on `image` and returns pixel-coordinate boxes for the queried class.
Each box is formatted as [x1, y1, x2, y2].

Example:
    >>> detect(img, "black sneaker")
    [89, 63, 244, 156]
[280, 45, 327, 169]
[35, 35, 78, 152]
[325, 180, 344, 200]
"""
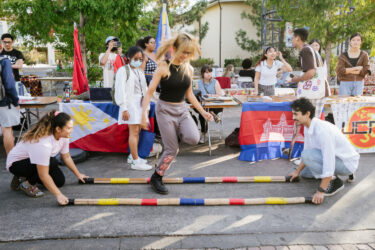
[150, 171, 169, 195]
[347, 174, 355, 183]
[325, 177, 344, 197]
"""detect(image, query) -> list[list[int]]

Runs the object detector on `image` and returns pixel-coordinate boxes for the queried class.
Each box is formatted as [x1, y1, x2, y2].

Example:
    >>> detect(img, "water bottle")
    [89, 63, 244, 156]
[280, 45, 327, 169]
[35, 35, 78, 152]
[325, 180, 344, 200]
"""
[63, 83, 70, 103]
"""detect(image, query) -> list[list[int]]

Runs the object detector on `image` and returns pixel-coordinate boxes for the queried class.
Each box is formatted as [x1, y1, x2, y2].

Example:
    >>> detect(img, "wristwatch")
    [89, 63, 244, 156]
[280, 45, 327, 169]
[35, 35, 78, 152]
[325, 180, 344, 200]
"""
[317, 186, 326, 193]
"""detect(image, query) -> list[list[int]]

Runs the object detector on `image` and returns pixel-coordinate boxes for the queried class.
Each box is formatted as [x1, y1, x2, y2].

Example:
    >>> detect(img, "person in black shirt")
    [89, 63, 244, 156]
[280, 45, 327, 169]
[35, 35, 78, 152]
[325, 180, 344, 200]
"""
[239, 58, 255, 80]
[1, 33, 25, 81]
[141, 33, 213, 194]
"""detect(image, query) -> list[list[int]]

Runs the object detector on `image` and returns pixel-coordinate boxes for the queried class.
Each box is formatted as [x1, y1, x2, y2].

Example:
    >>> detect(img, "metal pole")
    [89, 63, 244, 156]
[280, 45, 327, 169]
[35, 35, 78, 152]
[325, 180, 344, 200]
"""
[218, 0, 222, 67]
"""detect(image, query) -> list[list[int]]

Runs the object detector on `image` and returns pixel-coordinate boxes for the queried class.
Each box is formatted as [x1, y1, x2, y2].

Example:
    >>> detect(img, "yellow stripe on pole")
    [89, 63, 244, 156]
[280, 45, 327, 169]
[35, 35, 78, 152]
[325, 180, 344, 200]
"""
[254, 176, 272, 182]
[265, 197, 287, 204]
[110, 178, 130, 184]
[97, 198, 119, 205]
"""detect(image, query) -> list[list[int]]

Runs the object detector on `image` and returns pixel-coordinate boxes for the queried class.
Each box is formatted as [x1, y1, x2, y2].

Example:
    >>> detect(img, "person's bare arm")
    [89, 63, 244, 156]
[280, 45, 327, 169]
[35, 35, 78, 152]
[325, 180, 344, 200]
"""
[100, 41, 115, 66]
[291, 68, 316, 83]
[12, 59, 23, 69]
[37, 165, 68, 205]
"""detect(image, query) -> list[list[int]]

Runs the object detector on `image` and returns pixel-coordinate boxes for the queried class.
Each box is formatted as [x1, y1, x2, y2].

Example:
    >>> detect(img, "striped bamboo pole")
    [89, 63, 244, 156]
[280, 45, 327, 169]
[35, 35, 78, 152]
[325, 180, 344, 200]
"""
[68, 197, 312, 206]
[79, 176, 299, 184]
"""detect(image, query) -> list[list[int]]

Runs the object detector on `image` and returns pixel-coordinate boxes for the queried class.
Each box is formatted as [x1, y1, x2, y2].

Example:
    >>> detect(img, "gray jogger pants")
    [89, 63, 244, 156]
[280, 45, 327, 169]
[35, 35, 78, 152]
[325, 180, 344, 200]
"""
[155, 100, 200, 176]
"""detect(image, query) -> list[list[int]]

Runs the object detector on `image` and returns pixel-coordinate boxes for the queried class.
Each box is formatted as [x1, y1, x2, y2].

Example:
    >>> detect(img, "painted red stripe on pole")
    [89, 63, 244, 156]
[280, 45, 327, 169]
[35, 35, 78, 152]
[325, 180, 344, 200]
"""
[223, 177, 238, 183]
[141, 199, 158, 206]
[146, 178, 151, 184]
[229, 199, 245, 205]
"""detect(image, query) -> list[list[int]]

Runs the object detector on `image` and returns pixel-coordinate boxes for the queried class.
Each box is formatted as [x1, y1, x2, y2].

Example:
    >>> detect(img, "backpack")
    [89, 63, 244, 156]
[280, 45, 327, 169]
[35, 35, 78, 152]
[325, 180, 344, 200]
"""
[111, 65, 130, 105]
[225, 127, 240, 147]
[0, 57, 6, 102]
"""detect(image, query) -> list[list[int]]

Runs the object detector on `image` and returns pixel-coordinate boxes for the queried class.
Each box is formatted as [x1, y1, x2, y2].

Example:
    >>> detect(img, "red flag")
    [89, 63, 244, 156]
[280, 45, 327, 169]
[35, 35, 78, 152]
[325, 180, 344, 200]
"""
[72, 27, 89, 95]
[113, 54, 125, 74]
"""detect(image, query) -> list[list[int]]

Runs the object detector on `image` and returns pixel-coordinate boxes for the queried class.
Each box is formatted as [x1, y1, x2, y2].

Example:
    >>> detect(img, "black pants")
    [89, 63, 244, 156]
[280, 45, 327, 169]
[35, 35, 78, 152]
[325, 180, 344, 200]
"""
[198, 108, 223, 133]
[9, 157, 65, 187]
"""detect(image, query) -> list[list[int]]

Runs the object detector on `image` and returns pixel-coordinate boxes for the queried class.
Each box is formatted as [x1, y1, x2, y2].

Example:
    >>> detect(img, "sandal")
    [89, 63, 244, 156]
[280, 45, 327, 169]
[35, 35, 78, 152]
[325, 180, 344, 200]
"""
[10, 176, 21, 191]
[19, 181, 44, 198]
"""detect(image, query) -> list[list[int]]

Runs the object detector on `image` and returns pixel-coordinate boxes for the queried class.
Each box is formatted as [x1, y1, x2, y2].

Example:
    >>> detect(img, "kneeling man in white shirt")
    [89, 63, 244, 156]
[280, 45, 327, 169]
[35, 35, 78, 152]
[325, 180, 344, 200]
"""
[289, 98, 359, 204]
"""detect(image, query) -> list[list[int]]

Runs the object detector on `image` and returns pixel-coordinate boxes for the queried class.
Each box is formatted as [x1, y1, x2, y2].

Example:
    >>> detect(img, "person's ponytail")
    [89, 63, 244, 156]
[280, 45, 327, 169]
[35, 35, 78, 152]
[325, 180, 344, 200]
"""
[22, 110, 71, 143]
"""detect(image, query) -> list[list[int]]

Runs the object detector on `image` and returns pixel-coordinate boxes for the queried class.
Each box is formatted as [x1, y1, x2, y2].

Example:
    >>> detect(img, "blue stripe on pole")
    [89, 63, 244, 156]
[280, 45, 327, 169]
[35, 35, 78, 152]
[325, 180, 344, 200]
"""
[180, 198, 205, 205]
[183, 177, 205, 183]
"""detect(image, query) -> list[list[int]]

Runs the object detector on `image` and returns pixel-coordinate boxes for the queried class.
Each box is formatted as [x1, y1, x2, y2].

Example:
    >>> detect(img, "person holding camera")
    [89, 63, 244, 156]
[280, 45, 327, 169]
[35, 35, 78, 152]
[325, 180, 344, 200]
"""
[99, 36, 121, 88]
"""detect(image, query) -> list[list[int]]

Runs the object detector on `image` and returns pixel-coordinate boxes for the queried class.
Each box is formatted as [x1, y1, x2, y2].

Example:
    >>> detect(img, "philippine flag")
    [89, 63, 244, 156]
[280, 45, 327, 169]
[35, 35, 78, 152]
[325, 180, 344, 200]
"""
[60, 102, 155, 154]
[239, 102, 304, 162]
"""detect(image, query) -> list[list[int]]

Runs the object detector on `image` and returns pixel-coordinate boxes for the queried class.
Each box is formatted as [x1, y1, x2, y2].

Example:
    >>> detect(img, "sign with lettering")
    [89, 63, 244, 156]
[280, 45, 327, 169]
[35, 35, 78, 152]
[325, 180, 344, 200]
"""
[332, 103, 375, 153]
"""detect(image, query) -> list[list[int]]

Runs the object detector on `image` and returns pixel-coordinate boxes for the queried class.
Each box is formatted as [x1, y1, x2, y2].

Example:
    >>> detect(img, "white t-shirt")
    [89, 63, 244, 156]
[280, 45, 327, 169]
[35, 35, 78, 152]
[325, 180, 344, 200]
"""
[99, 52, 117, 88]
[255, 60, 283, 86]
[6, 135, 70, 170]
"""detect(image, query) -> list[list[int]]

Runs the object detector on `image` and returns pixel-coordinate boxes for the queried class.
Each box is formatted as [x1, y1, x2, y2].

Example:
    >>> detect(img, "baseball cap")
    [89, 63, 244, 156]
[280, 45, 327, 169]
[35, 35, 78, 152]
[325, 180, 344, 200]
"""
[105, 36, 116, 44]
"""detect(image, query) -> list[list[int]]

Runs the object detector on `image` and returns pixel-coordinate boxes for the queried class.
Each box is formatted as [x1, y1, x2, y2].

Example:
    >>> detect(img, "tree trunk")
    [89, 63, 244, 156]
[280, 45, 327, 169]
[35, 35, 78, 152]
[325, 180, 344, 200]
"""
[325, 41, 331, 81]
[79, 12, 88, 78]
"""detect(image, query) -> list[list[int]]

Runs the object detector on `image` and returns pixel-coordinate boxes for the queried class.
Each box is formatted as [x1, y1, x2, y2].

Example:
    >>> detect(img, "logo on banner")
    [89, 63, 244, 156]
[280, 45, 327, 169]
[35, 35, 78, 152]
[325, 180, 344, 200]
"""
[260, 113, 304, 142]
[342, 106, 375, 149]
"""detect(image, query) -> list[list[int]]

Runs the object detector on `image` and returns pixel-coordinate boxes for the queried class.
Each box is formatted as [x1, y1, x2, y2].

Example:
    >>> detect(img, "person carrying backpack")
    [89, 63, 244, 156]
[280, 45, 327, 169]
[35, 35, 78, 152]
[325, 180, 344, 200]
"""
[0, 55, 20, 155]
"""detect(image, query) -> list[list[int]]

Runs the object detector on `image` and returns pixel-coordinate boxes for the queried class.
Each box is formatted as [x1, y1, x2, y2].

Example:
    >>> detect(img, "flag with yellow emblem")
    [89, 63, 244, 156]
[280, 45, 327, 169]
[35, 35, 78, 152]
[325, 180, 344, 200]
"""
[59, 102, 155, 153]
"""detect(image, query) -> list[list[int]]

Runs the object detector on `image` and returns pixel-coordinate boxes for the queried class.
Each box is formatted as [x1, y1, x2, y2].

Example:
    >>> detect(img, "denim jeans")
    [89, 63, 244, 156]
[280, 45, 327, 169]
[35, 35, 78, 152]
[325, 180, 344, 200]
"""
[339, 81, 364, 96]
[300, 148, 353, 178]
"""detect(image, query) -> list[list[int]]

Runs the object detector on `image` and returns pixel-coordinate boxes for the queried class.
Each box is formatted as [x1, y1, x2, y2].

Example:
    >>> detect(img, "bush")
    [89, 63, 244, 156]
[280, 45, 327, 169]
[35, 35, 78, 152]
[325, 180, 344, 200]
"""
[224, 58, 242, 67]
[190, 58, 214, 68]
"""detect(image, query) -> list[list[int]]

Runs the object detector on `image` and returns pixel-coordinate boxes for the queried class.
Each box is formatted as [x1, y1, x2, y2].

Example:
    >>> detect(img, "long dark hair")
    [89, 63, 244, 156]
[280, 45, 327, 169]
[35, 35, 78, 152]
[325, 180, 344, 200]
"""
[255, 46, 275, 67]
[126, 46, 144, 61]
[309, 39, 322, 54]
[22, 110, 71, 142]
[136, 36, 154, 50]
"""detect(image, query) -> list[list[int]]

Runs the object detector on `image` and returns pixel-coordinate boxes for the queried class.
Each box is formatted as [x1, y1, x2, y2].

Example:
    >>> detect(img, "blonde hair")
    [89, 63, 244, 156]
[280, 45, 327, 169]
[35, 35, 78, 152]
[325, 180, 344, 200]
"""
[22, 110, 71, 143]
[156, 33, 201, 78]
[223, 64, 234, 77]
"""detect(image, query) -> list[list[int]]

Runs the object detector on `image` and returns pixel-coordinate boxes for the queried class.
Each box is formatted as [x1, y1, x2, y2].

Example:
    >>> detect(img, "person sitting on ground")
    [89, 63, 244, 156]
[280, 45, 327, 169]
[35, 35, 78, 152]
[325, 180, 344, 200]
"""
[6, 111, 88, 205]
[288, 98, 359, 205]
[197, 64, 224, 143]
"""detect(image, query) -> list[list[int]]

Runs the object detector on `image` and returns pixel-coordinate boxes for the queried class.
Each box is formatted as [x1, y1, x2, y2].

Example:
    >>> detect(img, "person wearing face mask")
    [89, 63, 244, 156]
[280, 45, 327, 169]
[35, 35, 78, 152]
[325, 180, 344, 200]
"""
[254, 46, 292, 96]
[336, 32, 370, 96]
[6, 111, 88, 205]
[197, 64, 224, 143]
[99, 36, 121, 88]
[114, 46, 152, 171]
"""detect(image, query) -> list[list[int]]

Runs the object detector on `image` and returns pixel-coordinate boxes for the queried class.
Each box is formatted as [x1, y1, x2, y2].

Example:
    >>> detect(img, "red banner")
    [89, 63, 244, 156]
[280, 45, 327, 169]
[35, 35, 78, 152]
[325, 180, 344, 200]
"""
[72, 27, 89, 95]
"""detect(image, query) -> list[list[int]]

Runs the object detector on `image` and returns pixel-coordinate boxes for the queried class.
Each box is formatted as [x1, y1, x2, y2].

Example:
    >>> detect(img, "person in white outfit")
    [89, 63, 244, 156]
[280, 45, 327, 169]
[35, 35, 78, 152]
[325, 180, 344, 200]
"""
[115, 46, 152, 171]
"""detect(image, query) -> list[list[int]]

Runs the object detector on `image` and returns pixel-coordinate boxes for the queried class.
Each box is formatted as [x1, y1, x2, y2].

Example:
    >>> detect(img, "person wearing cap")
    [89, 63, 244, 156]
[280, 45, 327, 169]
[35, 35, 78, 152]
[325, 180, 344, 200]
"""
[99, 36, 121, 88]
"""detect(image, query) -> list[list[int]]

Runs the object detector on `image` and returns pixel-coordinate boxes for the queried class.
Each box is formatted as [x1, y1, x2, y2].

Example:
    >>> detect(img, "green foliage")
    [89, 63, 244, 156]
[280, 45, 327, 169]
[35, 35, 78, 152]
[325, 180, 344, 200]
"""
[267, 0, 375, 77]
[224, 58, 243, 67]
[190, 57, 214, 68]
[0, 0, 145, 83]
[234, 0, 262, 55]
[330, 55, 338, 77]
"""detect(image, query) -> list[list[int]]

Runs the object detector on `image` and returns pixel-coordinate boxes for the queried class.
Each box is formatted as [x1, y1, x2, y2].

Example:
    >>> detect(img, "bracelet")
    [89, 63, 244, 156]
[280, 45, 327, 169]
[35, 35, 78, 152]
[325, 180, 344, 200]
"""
[317, 186, 326, 193]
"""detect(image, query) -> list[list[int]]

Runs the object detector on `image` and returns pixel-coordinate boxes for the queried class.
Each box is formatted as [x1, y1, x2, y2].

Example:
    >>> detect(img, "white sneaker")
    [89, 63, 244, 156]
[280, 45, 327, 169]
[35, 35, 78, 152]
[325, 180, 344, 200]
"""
[149, 143, 163, 157]
[127, 155, 147, 164]
[199, 134, 205, 144]
[293, 158, 301, 166]
[131, 158, 152, 171]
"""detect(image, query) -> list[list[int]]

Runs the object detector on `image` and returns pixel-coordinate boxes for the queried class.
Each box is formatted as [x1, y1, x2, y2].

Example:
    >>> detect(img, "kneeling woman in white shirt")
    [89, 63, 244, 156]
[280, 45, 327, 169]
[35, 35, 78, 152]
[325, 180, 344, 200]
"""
[254, 47, 292, 96]
[6, 111, 88, 205]
[115, 46, 152, 171]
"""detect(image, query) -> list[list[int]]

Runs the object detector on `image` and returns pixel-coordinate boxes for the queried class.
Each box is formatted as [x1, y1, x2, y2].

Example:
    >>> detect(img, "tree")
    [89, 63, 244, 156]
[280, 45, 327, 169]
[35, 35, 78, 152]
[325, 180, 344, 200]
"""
[0, 0, 144, 82]
[234, 0, 262, 55]
[178, 0, 209, 45]
[267, 0, 375, 78]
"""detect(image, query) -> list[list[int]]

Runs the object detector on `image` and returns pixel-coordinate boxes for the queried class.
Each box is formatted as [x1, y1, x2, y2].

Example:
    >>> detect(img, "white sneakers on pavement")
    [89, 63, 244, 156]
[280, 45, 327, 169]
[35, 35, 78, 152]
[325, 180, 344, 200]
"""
[129, 156, 152, 171]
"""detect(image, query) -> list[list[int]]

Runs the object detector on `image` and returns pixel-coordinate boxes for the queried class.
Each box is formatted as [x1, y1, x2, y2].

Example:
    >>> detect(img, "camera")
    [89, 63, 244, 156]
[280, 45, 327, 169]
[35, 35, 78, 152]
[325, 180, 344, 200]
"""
[114, 41, 121, 48]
